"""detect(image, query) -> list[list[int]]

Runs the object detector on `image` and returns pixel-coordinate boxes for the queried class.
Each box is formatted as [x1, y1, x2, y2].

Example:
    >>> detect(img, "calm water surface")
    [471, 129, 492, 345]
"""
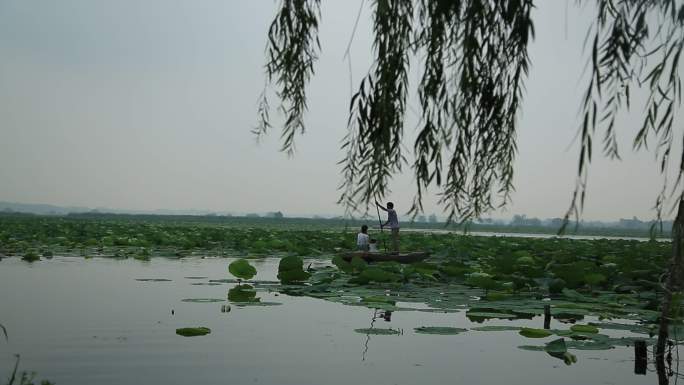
[0, 257, 668, 384]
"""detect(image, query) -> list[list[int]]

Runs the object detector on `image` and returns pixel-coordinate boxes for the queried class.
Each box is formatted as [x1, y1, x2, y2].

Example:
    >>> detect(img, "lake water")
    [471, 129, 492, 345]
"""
[0, 257, 672, 385]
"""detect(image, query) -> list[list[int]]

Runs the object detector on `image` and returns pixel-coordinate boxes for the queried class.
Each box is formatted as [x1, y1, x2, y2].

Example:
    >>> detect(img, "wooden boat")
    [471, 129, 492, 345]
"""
[340, 251, 430, 264]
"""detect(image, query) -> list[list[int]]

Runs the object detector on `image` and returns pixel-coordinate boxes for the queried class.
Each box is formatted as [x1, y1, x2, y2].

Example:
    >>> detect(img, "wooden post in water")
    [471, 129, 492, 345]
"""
[634, 339, 647, 375]
[543, 304, 551, 329]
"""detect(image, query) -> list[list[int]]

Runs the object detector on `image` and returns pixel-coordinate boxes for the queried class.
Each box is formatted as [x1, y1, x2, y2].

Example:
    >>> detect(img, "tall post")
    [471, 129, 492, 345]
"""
[543, 304, 551, 329]
[634, 339, 647, 375]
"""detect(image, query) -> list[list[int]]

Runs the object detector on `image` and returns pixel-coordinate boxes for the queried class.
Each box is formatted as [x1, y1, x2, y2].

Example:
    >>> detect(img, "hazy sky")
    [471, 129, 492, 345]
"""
[0, 1, 675, 220]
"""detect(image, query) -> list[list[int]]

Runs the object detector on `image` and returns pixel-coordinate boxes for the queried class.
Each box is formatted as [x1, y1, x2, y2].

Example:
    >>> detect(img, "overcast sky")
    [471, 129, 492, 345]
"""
[0, 1, 676, 220]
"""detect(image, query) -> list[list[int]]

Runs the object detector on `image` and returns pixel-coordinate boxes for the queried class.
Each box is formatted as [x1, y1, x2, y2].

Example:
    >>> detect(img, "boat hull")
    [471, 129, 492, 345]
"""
[340, 251, 430, 264]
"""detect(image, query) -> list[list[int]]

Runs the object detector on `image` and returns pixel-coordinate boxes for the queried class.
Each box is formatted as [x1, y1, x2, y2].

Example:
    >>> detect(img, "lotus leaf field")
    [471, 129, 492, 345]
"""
[1, 214, 680, 365]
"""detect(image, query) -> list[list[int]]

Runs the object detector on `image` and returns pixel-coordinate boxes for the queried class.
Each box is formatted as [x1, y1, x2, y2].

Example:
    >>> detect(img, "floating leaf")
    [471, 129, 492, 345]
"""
[589, 322, 652, 335]
[354, 328, 400, 335]
[466, 312, 517, 320]
[362, 295, 395, 304]
[570, 324, 599, 334]
[414, 327, 468, 335]
[519, 328, 553, 338]
[176, 327, 211, 337]
[181, 298, 224, 303]
[472, 325, 521, 331]
[484, 292, 511, 301]
[233, 301, 282, 307]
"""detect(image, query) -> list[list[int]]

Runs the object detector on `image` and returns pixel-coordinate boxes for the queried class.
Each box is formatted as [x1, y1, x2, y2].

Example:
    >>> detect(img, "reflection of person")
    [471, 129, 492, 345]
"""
[368, 239, 379, 253]
[357, 225, 370, 251]
[376, 201, 399, 252]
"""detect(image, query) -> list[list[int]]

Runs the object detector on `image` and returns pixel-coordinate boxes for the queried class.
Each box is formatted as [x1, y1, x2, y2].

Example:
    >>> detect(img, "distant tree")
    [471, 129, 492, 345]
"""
[245, 213, 260, 218]
[510, 214, 526, 226]
[428, 214, 437, 223]
[273, 211, 284, 219]
[416, 215, 426, 223]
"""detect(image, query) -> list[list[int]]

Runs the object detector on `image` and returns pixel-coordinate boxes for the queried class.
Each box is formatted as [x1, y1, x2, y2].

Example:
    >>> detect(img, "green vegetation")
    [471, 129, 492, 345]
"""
[0, 214, 668, 261]
[277, 256, 310, 284]
[175, 327, 211, 337]
[228, 259, 257, 281]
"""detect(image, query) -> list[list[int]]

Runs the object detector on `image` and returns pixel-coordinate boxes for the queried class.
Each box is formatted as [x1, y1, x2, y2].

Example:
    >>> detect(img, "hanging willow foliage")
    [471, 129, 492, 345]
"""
[255, 0, 321, 154]
[258, 0, 684, 226]
[567, 0, 684, 230]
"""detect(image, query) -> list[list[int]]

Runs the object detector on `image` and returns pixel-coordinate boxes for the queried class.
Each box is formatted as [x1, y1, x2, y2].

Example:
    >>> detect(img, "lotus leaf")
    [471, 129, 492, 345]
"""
[176, 327, 211, 337]
[548, 278, 566, 294]
[277, 256, 310, 283]
[570, 324, 599, 334]
[465, 272, 500, 293]
[181, 298, 224, 303]
[350, 256, 367, 271]
[584, 273, 607, 287]
[228, 259, 257, 280]
[519, 328, 553, 338]
[466, 312, 518, 320]
[279, 255, 304, 271]
[360, 267, 400, 283]
[545, 338, 577, 365]
[233, 301, 282, 307]
[354, 328, 400, 335]
[414, 327, 468, 335]
[332, 255, 353, 273]
[472, 325, 521, 331]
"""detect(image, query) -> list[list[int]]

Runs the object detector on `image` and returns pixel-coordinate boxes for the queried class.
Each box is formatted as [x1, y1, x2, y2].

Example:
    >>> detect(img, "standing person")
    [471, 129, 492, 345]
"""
[357, 225, 370, 251]
[376, 201, 399, 252]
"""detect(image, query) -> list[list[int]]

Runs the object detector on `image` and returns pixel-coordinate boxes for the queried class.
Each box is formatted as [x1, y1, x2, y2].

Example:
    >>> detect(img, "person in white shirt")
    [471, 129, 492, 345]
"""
[376, 201, 400, 252]
[357, 225, 370, 251]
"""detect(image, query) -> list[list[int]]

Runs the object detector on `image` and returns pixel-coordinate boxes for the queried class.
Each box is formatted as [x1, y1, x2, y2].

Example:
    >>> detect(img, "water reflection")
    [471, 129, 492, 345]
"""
[655, 341, 683, 385]
[362, 310, 395, 361]
[227, 284, 259, 303]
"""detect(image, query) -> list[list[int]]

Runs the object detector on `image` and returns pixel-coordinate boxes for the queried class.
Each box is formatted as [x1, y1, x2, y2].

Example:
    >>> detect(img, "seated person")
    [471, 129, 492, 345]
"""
[368, 238, 379, 253]
[357, 225, 370, 251]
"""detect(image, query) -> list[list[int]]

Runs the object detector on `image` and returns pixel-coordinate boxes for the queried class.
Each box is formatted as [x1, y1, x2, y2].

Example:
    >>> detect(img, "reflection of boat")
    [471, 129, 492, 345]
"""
[341, 251, 430, 264]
